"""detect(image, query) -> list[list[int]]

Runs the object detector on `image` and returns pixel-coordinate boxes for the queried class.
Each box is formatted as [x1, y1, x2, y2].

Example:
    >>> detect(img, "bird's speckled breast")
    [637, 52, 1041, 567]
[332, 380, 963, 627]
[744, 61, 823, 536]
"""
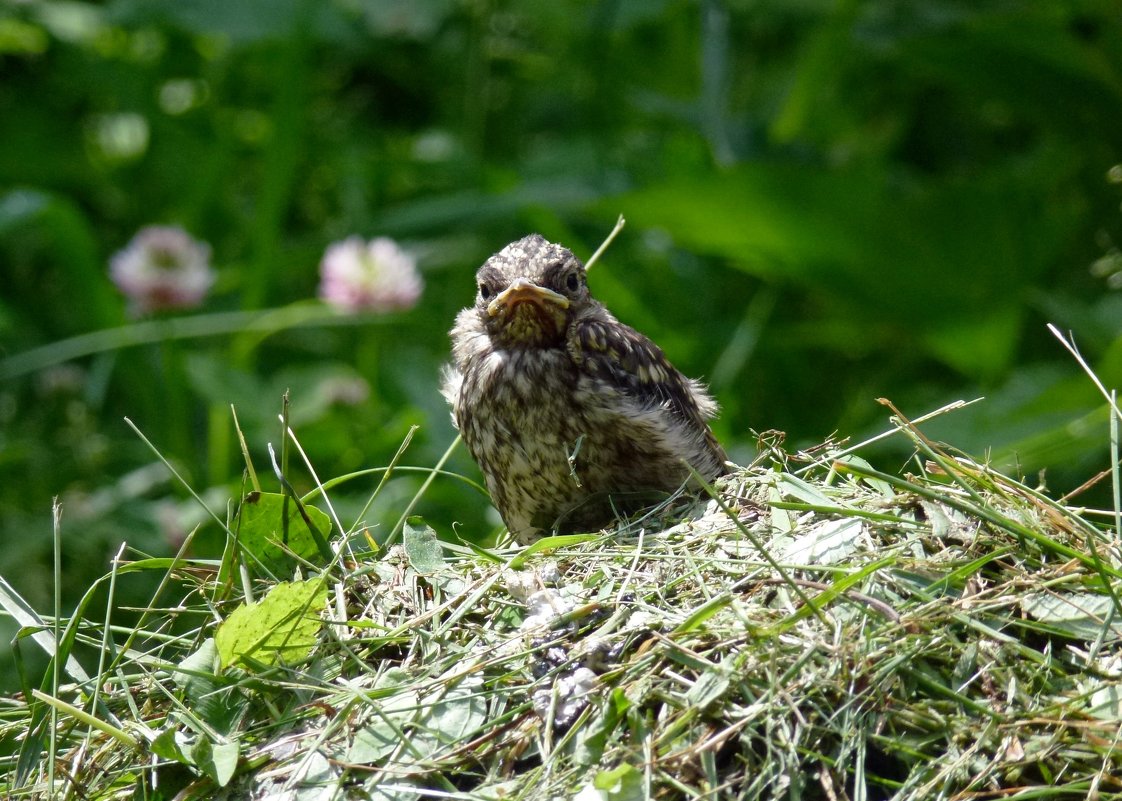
[457, 346, 585, 536]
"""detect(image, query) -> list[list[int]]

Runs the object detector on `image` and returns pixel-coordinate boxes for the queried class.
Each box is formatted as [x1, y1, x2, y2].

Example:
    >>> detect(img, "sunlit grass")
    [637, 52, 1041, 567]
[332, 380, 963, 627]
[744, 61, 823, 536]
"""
[3, 389, 1121, 799]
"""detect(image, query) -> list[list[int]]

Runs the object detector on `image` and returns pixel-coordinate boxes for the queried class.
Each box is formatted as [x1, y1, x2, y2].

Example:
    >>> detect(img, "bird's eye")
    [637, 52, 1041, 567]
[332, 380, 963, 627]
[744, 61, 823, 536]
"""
[566, 272, 580, 292]
[479, 283, 492, 300]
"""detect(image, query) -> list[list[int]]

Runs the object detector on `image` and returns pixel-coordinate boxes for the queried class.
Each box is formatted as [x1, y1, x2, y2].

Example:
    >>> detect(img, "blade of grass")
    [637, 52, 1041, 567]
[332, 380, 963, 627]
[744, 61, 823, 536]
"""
[284, 421, 345, 553]
[31, 690, 139, 750]
[233, 404, 261, 493]
[1112, 389, 1121, 554]
[0, 303, 379, 381]
[50, 499, 61, 798]
[303, 464, 487, 500]
[125, 417, 233, 537]
[0, 578, 88, 683]
[792, 398, 985, 477]
[267, 442, 332, 562]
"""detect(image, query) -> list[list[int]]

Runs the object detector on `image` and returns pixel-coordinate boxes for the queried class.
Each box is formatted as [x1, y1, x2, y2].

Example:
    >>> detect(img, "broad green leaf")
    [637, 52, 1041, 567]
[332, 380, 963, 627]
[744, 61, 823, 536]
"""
[1088, 684, 1122, 721]
[192, 736, 240, 788]
[919, 500, 978, 543]
[150, 728, 192, 765]
[1020, 593, 1122, 641]
[347, 670, 421, 764]
[290, 750, 338, 801]
[349, 719, 406, 766]
[215, 579, 327, 669]
[837, 455, 895, 498]
[591, 763, 645, 801]
[236, 491, 332, 574]
[419, 674, 487, 749]
[403, 517, 444, 575]
[174, 639, 247, 734]
[573, 687, 631, 768]
[778, 517, 868, 566]
[173, 638, 220, 698]
[685, 660, 732, 709]
[349, 672, 488, 766]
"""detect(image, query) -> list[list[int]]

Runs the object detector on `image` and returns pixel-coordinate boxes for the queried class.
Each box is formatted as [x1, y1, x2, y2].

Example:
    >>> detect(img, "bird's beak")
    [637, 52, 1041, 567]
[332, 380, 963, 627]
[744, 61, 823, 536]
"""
[487, 278, 570, 318]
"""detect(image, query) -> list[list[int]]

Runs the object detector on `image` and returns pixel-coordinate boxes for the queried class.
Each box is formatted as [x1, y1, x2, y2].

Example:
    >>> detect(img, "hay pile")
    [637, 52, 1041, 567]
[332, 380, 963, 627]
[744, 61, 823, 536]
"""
[3, 416, 1122, 800]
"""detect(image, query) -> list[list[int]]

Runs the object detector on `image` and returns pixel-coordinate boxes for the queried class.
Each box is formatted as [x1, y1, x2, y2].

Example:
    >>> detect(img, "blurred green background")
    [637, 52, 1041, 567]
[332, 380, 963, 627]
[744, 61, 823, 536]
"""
[2, 1, 1121, 688]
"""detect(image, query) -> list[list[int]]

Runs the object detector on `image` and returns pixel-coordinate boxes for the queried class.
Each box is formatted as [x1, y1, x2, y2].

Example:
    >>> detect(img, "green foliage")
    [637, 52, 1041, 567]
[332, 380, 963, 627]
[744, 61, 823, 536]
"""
[233, 491, 332, 576]
[1, 0, 1121, 695]
[402, 516, 445, 575]
[3, 434, 1122, 799]
[214, 579, 327, 669]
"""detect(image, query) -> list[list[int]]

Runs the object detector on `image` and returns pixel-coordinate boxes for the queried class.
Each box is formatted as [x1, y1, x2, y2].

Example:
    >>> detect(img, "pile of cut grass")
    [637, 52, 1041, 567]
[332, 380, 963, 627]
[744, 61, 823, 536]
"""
[2, 411, 1122, 801]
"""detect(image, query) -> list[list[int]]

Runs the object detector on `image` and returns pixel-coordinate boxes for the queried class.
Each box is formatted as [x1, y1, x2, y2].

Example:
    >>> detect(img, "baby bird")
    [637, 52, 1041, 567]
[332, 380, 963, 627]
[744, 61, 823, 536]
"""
[442, 234, 726, 543]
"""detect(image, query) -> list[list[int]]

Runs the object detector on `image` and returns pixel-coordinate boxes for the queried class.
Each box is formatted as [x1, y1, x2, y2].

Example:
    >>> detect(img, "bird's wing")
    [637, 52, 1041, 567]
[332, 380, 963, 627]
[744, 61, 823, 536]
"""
[569, 317, 716, 430]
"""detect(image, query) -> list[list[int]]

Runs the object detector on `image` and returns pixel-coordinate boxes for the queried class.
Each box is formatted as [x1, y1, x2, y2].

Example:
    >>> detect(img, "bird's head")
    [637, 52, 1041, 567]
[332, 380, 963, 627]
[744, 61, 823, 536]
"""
[473, 234, 591, 348]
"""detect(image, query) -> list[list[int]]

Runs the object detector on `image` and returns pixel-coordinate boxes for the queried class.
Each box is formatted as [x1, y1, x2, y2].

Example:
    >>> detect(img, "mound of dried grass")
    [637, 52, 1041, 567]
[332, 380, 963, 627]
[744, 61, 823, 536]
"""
[3, 409, 1122, 801]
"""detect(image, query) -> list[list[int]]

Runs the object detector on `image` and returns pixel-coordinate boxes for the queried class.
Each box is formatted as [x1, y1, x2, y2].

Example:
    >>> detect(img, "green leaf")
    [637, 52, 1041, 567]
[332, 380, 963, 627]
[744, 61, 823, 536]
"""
[173, 639, 246, 734]
[150, 728, 191, 765]
[349, 719, 405, 765]
[403, 517, 444, 575]
[591, 763, 645, 801]
[215, 579, 327, 669]
[192, 736, 240, 788]
[509, 533, 599, 569]
[836, 455, 895, 498]
[685, 660, 732, 710]
[292, 751, 338, 800]
[1020, 593, 1122, 641]
[777, 517, 867, 566]
[347, 670, 420, 764]
[236, 491, 333, 574]
[1087, 684, 1122, 721]
[349, 672, 488, 767]
[573, 687, 631, 767]
[404, 674, 490, 763]
[173, 638, 220, 698]
[418, 674, 487, 751]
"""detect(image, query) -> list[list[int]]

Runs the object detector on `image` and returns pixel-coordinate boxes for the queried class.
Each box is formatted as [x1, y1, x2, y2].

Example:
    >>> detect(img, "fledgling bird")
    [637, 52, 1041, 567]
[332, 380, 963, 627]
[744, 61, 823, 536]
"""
[442, 234, 727, 543]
